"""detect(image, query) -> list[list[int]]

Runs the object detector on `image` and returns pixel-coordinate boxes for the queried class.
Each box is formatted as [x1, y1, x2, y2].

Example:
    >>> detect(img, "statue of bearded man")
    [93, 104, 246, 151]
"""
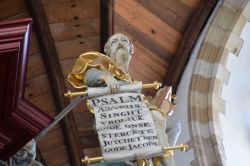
[104, 33, 134, 73]
[86, 33, 134, 91]
[68, 33, 180, 166]
[68, 33, 134, 93]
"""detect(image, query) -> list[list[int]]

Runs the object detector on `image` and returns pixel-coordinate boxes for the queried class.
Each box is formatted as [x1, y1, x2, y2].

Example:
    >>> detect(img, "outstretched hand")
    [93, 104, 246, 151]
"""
[102, 72, 119, 93]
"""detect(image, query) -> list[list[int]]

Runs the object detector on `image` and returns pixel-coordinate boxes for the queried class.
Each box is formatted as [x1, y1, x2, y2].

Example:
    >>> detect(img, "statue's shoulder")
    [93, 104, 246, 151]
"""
[77, 51, 104, 65]
[67, 52, 102, 89]
[71, 52, 106, 73]
[68, 52, 116, 89]
[67, 51, 132, 89]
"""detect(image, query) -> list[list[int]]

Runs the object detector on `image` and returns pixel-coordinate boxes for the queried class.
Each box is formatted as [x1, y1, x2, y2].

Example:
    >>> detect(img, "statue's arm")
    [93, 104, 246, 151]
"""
[84, 68, 128, 94]
[84, 68, 105, 87]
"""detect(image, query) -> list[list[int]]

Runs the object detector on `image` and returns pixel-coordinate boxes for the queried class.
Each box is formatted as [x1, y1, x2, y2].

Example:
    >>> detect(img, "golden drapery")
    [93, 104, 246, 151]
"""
[68, 52, 132, 89]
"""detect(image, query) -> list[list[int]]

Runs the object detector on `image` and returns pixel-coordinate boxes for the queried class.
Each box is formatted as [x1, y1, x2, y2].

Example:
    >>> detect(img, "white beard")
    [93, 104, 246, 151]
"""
[112, 47, 130, 72]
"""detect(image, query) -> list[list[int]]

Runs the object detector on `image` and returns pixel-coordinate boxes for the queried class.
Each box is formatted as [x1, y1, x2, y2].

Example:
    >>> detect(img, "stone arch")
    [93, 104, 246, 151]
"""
[188, 0, 250, 165]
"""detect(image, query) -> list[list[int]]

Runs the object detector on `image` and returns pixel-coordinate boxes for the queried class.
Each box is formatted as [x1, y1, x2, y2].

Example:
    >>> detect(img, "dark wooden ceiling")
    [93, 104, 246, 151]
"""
[0, 0, 217, 165]
[114, 0, 197, 83]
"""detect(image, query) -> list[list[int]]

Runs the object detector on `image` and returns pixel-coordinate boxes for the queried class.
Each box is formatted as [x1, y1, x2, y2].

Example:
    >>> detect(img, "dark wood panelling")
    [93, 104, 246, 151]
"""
[135, 0, 194, 33]
[60, 57, 76, 74]
[38, 128, 66, 152]
[0, 0, 101, 164]
[100, 0, 114, 52]
[73, 109, 100, 148]
[80, 135, 100, 148]
[43, 0, 101, 158]
[0, 2, 72, 165]
[43, 0, 100, 158]
[5, 11, 29, 21]
[180, 0, 201, 9]
[164, 0, 218, 91]
[115, 0, 182, 54]
[28, 92, 55, 114]
[74, 112, 95, 132]
[26, 0, 84, 165]
[0, 0, 217, 163]
[49, 17, 100, 42]
[25, 73, 51, 98]
[55, 36, 100, 60]
[114, 14, 173, 62]
[111, 0, 190, 87]
[26, 53, 46, 79]
[83, 147, 102, 157]
[36, 147, 47, 166]
[44, 0, 100, 23]
[0, 0, 26, 20]
[116, 31, 168, 83]
[41, 0, 71, 6]
[42, 146, 69, 165]
[109, 0, 216, 94]
[29, 33, 40, 55]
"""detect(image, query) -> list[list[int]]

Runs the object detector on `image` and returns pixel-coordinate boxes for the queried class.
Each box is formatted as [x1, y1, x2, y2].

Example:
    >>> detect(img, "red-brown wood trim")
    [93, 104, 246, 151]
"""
[0, 18, 52, 160]
[100, 0, 114, 53]
[164, 0, 218, 92]
[25, 1, 83, 165]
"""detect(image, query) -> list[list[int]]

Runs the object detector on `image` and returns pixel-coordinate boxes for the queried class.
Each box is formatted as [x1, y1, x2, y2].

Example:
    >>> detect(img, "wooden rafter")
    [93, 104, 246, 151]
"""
[164, 0, 218, 92]
[100, 0, 218, 93]
[36, 147, 47, 166]
[100, 0, 114, 52]
[25, 0, 84, 165]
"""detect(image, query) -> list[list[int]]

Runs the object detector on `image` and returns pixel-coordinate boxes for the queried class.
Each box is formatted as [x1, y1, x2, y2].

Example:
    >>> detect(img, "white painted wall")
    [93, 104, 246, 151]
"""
[172, 20, 209, 166]
[220, 22, 250, 166]
[172, 3, 221, 165]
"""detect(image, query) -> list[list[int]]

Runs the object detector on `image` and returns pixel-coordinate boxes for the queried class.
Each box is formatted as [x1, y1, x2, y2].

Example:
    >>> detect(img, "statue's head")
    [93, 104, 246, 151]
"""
[104, 33, 134, 72]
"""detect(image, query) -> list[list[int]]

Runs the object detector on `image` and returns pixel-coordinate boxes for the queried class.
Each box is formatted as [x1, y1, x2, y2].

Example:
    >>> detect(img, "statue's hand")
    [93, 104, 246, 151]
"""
[102, 72, 119, 93]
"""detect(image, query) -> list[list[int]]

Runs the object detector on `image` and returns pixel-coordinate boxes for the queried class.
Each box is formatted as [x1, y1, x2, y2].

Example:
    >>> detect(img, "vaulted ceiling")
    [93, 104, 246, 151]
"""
[0, 0, 217, 165]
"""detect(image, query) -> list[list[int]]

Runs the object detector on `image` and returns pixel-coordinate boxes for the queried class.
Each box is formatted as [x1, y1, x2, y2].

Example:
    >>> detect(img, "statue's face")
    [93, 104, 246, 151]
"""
[108, 33, 132, 72]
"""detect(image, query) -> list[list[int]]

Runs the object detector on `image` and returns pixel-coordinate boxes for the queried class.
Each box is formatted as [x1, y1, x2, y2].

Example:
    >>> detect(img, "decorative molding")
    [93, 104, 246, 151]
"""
[0, 18, 52, 160]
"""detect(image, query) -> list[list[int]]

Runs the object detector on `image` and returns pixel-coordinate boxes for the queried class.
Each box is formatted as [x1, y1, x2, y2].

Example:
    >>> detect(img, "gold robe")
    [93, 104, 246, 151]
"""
[68, 52, 132, 89]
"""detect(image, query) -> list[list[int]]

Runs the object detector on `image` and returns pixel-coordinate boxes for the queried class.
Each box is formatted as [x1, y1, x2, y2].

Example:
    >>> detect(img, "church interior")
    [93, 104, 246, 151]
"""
[1, 0, 250, 165]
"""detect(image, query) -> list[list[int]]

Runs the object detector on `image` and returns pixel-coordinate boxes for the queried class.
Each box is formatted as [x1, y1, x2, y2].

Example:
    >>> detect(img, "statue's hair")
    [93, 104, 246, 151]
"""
[104, 33, 134, 56]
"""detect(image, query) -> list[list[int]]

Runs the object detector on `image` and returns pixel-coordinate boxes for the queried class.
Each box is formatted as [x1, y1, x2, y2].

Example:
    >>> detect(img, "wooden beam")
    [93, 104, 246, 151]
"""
[25, 0, 84, 165]
[100, 0, 114, 53]
[164, 0, 218, 92]
[36, 147, 47, 166]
